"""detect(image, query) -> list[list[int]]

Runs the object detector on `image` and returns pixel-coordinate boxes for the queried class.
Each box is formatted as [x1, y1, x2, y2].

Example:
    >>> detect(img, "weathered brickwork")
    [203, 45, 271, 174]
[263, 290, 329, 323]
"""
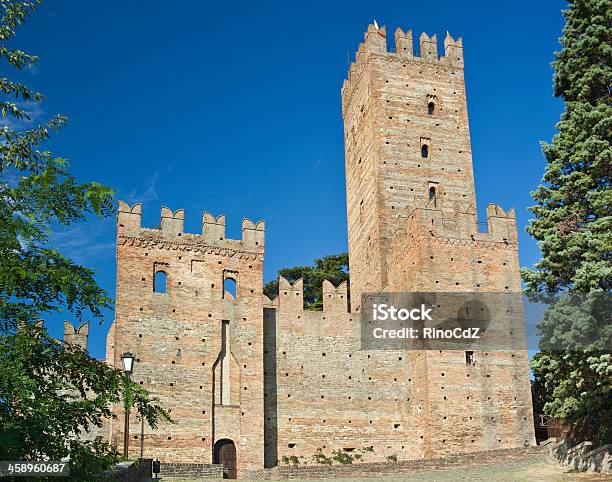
[246, 446, 545, 480]
[107, 205, 265, 471]
[98, 22, 535, 477]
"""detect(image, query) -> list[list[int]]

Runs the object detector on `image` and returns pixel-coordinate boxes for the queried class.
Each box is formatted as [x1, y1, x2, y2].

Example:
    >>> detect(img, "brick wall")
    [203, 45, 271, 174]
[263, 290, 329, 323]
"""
[245, 446, 544, 479]
[161, 462, 224, 478]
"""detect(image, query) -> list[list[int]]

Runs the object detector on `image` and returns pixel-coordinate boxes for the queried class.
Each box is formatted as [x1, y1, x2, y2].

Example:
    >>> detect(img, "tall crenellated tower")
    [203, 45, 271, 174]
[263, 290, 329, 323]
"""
[341, 23, 535, 456]
[342, 23, 474, 310]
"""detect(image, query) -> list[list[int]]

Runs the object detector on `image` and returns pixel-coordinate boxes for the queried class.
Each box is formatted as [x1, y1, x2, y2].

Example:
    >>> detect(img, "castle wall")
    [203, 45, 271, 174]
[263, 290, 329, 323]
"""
[264, 279, 422, 465]
[263, 273, 534, 466]
[385, 202, 535, 456]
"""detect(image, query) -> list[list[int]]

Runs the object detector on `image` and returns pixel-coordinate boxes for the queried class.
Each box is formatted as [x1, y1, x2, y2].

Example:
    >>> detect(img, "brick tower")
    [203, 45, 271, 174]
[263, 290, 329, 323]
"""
[342, 24, 476, 310]
[341, 23, 535, 455]
[107, 204, 266, 473]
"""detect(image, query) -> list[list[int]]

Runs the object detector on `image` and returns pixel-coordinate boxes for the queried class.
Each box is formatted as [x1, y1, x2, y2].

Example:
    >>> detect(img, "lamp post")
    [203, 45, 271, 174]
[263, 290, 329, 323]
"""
[121, 352, 135, 459]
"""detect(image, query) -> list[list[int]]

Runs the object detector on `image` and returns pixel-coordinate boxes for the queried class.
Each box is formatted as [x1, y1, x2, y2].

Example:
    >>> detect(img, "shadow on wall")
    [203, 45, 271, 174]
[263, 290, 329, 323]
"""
[263, 307, 278, 468]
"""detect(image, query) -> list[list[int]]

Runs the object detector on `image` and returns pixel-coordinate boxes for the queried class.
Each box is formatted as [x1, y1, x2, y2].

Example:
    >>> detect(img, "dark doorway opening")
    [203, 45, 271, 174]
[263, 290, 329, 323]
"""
[213, 438, 237, 479]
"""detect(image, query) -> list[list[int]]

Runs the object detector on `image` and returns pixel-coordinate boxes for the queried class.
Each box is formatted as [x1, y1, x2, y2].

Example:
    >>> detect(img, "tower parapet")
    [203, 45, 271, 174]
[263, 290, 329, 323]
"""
[117, 201, 142, 235]
[161, 207, 184, 235]
[444, 32, 464, 67]
[394, 27, 413, 57]
[202, 212, 226, 242]
[419, 32, 438, 61]
[394, 198, 518, 244]
[64, 320, 89, 351]
[342, 23, 465, 116]
[116, 201, 265, 255]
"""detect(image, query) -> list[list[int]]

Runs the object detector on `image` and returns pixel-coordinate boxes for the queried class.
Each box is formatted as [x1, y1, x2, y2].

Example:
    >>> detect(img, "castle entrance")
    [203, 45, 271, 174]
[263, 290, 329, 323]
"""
[213, 438, 236, 479]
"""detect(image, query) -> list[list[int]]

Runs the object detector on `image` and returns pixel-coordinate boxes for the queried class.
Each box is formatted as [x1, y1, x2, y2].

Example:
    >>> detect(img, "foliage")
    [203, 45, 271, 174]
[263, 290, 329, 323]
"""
[521, 0, 611, 296]
[0, 0, 114, 332]
[530, 292, 610, 444]
[331, 450, 354, 464]
[531, 350, 611, 445]
[536, 292, 611, 353]
[530, 375, 551, 416]
[263, 253, 349, 310]
[312, 448, 333, 465]
[0, 1, 173, 478]
[280, 455, 300, 465]
[386, 454, 398, 463]
[311, 447, 373, 466]
[524, 0, 611, 446]
[0, 325, 173, 480]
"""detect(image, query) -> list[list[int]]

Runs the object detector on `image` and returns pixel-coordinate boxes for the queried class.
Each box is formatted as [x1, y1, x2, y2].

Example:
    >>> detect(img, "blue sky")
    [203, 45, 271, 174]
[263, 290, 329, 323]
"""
[15, 1, 565, 358]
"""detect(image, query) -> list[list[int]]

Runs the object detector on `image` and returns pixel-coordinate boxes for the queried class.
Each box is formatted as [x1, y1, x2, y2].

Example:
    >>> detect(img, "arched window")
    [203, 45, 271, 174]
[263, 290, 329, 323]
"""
[154, 271, 167, 293]
[421, 144, 429, 158]
[429, 186, 437, 206]
[223, 277, 236, 300]
[428, 101, 435, 115]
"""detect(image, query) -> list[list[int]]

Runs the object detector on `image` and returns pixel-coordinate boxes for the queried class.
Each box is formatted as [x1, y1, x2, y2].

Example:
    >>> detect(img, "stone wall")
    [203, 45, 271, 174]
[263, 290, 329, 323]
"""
[548, 440, 611, 474]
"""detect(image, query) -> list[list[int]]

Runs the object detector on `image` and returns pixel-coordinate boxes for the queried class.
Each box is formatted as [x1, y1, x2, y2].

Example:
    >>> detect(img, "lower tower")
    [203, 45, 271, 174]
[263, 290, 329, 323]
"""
[107, 202, 266, 474]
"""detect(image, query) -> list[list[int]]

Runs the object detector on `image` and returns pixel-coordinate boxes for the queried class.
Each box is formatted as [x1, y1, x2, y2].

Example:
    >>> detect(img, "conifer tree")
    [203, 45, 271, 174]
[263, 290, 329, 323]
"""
[524, 0, 611, 445]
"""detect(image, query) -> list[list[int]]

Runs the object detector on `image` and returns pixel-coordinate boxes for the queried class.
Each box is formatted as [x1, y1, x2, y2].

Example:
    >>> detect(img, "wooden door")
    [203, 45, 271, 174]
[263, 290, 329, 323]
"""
[213, 439, 236, 479]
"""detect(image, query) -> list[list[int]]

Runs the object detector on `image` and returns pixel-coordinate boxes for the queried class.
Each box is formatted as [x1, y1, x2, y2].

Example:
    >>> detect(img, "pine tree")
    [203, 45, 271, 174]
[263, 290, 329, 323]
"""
[524, 0, 611, 445]
[522, 0, 611, 295]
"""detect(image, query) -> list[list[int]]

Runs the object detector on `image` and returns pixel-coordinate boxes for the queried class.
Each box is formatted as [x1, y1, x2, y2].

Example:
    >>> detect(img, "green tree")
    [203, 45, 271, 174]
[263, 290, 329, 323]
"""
[0, 0, 113, 331]
[522, 0, 611, 445]
[0, 324, 172, 481]
[0, 1, 172, 478]
[263, 253, 349, 310]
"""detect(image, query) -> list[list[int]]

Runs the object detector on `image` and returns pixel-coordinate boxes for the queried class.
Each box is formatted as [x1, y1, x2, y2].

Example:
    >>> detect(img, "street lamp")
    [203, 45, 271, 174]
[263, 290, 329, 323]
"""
[121, 352, 135, 458]
[121, 351, 134, 375]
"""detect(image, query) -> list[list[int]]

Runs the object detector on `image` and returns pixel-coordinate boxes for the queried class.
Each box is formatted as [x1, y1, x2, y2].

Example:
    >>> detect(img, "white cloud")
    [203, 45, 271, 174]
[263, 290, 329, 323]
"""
[0, 101, 45, 130]
[51, 217, 115, 265]
[122, 172, 160, 204]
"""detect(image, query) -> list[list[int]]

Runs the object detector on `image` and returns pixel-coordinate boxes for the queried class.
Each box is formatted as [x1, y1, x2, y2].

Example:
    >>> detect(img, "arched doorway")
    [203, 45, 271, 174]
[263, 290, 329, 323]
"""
[213, 438, 237, 479]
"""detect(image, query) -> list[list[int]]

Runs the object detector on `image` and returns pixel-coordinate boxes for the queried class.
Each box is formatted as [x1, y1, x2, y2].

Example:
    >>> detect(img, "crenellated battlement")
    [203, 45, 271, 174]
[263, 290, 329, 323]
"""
[63, 320, 89, 351]
[117, 201, 265, 252]
[341, 23, 464, 117]
[270, 277, 349, 315]
[322, 279, 348, 313]
[343, 23, 462, 90]
[392, 198, 518, 246]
